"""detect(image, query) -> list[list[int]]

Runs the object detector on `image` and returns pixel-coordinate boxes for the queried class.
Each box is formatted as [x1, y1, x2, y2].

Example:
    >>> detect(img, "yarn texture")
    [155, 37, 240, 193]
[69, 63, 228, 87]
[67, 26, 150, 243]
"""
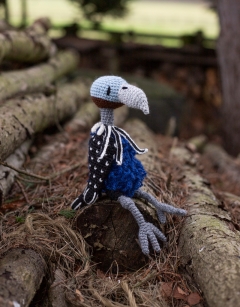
[90, 76, 126, 103]
[103, 136, 146, 197]
[71, 75, 187, 255]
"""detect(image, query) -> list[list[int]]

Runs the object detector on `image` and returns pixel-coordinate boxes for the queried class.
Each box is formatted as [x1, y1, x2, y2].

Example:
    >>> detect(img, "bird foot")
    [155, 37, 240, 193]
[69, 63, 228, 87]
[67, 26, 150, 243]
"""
[134, 189, 187, 224]
[138, 221, 167, 255]
[155, 203, 187, 224]
[118, 195, 167, 255]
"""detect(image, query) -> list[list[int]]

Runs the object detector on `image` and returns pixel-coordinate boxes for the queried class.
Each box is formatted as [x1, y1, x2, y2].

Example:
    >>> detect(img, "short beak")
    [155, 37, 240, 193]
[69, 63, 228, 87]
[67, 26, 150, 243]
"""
[118, 84, 149, 115]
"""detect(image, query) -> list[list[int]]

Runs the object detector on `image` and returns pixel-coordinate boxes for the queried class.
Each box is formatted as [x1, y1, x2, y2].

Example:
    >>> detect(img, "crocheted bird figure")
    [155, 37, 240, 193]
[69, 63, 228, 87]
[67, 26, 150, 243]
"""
[71, 76, 187, 255]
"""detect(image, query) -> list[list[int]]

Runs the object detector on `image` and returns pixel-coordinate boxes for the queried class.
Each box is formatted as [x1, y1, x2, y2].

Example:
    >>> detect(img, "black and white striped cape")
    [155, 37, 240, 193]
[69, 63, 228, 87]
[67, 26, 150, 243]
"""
[93, 123, 148, 165]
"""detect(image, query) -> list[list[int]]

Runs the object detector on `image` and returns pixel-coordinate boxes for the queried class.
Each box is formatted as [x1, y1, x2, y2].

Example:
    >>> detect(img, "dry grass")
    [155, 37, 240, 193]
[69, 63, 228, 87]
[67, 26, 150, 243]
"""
[0, 129, 196, 307]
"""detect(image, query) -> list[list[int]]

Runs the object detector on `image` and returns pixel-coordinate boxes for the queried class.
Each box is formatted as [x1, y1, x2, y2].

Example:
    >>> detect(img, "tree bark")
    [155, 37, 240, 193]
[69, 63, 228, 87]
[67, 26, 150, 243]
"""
[0, 140, 31, 204]
[0, 248, 46, 307]
[0, 50, 80, 102]
[216, 0, 240, 155]
[171, 145, 240, 307]
[0, 80, 89, 161]
[77, 119, 163, 272]
[0, 18, 56, 63]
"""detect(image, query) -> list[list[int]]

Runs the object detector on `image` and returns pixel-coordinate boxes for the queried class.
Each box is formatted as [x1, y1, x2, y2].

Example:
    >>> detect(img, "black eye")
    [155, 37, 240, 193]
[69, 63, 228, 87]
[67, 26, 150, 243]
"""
[107, 86, 111, 95]
[122, 86, 128, 90]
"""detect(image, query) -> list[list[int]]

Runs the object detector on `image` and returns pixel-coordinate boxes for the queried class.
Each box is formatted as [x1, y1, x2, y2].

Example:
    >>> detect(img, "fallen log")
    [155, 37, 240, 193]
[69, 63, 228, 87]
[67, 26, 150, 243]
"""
[64, 100, 99, 133]
[64, 103, 128, 133]
[77, 119, 171, 272]
[0, 50, 80, 102]
[0, 80, 89, 161]
[0, 18, 56, 63]
[0, 248, 46, 307]
[171, 146, 240, 307]
[203, 143, 240, 188]
[0, 140, 31, 204]
[0, 213, 90, 306]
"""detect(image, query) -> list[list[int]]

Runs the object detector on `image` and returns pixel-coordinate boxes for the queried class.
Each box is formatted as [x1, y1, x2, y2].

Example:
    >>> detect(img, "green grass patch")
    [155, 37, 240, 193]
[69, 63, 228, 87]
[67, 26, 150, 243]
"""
[8, 0, 219, 43]
[104, 1, 219, 39]
[58, 209, 76, 219]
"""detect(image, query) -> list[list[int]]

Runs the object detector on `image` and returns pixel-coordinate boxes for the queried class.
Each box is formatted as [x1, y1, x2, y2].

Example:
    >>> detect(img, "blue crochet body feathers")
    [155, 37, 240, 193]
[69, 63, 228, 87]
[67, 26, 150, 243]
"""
[103, 135, 146, 197]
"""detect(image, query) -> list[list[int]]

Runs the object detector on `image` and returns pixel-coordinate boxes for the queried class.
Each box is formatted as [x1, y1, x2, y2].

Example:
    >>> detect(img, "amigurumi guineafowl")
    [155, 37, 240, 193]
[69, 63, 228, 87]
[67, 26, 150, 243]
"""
[71, 76, 187, 255]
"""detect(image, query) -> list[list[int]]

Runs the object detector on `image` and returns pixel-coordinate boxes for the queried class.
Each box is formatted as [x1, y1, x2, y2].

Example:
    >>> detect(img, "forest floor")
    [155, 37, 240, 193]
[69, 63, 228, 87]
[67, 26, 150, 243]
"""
[1, 43, 239, 305]
[1, 98, 239, 307]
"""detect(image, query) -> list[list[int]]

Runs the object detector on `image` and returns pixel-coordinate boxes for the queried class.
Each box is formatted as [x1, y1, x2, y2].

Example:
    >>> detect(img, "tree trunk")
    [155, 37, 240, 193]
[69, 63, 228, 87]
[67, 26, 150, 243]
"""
[77, 119, 163, 272]
[0, 18, 56, 63]
[216, 0, 240, 155]
[0, 50, 80, 102]
[0, 80, 89, 161]
[171, 145, 240, 307]
[0, 248, 46, 307]
[0, 140, 31, 204]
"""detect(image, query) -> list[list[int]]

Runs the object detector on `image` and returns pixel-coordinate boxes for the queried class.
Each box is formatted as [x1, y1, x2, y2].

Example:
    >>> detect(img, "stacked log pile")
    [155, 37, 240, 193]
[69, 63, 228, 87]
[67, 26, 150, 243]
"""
[0, 20, 240, 307]
[0, 18, 90, 204]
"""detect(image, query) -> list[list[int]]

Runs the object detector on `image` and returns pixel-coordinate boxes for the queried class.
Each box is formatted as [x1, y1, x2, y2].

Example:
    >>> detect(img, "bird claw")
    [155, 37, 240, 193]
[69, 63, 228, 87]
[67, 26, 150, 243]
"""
[155, 202, 187, 219]
[134, 190, 187, 224]
[138, 222, 167, 255]
[156, 209, 167, 224]
[156, 205, 186, 224]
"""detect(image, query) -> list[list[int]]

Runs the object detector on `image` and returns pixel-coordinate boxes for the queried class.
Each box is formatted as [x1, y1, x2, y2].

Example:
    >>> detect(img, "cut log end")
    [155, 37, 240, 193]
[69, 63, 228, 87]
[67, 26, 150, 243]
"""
[76, 200, 155, 272]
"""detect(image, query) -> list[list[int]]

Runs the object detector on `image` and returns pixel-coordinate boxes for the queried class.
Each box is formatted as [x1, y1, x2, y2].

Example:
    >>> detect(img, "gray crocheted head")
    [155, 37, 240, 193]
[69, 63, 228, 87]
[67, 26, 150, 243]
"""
[90, 75, 149, 114]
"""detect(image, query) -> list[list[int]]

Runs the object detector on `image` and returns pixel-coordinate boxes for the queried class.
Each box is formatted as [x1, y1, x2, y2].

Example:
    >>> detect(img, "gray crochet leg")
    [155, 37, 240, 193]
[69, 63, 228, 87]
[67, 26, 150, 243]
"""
[134, 189, 187, 224]
[118, 195, 166, 255]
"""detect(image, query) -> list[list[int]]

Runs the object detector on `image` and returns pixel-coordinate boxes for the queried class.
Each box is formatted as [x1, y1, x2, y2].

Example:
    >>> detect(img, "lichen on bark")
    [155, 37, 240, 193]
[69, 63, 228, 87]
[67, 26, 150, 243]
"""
[171, 146, 240, 307]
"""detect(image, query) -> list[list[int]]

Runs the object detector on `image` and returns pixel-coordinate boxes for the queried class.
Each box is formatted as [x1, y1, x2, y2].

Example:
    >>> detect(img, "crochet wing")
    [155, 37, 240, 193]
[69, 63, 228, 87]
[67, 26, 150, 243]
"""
[71, 130, 116, 210]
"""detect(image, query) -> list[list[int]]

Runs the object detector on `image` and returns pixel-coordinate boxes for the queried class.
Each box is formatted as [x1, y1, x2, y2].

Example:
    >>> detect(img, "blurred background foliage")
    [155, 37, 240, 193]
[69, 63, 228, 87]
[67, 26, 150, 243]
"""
[0, 0, 219, 47]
